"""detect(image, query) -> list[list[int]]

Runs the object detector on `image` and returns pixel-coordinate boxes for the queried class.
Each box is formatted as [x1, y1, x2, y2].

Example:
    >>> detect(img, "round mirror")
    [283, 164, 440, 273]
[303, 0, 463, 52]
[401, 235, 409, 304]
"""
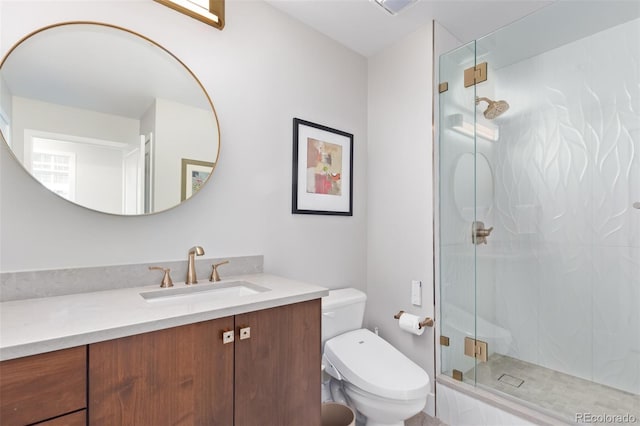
[453, 152, 494, 221]
[0, 22, 220, 215]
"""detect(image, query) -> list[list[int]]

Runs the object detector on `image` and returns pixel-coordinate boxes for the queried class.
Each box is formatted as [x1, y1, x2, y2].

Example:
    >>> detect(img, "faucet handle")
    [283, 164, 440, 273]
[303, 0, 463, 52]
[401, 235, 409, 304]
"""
[149, 266, 174, 288]
[210, 260, 229, 282]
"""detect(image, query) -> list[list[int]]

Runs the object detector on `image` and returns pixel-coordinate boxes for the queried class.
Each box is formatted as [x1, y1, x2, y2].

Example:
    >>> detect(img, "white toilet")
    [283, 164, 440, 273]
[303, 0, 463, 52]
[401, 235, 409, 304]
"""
[321, 288, 429, 426]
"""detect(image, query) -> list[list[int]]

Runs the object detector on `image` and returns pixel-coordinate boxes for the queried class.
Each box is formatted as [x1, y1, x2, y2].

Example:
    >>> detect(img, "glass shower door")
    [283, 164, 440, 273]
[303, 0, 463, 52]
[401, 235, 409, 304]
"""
[438, 40, 480, 385]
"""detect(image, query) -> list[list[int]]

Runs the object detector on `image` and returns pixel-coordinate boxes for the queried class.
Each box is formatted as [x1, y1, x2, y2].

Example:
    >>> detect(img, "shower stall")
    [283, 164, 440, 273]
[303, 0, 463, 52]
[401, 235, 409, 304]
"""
[437, 2, 639, 423]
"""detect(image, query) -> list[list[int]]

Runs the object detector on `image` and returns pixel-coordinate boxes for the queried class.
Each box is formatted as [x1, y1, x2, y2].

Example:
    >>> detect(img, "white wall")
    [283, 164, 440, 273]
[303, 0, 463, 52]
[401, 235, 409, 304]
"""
[366, 23, 435, 414]
[0, 1, 367, 297]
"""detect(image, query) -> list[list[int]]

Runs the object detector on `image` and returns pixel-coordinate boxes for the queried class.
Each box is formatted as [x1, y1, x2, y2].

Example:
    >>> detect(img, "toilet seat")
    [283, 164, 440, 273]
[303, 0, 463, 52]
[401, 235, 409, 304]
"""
[324, 328, 429, 401]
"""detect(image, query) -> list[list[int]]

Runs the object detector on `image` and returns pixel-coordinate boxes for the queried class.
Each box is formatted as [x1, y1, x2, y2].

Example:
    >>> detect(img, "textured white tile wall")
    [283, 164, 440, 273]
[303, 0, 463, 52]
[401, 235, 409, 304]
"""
[439, 17, 639, 397]
[487, 18, 640, 394]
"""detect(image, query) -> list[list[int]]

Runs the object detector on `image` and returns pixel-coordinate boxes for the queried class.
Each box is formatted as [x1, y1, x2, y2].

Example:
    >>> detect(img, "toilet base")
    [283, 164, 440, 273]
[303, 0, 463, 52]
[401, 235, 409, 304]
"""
[344, 382, 426, 426]
[365, 420, 403, 426]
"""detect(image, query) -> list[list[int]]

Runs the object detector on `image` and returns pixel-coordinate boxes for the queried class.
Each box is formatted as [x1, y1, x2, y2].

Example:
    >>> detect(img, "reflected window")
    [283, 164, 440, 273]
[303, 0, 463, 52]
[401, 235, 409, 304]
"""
[27, 133, 129, 214]
[31, 146, 76, 200]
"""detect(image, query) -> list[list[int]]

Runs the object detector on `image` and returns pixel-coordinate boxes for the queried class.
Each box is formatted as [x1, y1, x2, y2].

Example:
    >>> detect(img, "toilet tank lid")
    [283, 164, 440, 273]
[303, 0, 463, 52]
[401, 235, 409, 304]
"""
[322, 288, 366, 310]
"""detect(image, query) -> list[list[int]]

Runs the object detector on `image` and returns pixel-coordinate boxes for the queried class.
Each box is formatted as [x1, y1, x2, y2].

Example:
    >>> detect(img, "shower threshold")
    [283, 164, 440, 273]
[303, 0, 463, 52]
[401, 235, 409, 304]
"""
[466, 354, 640, 424]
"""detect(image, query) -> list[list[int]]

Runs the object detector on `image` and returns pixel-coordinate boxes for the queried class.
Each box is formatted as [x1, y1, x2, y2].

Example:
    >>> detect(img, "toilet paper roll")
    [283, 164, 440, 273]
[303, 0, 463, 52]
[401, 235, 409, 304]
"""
[398, 312, 425, 336]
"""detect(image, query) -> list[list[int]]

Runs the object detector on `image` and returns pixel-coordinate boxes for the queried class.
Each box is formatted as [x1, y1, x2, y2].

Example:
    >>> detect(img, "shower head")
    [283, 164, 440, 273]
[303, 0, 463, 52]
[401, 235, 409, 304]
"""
[476, 97, 510, 119]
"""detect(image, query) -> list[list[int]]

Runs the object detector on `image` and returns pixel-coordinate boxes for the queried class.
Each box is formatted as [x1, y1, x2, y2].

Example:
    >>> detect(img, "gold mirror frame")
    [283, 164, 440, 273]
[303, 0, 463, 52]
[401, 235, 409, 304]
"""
[0, 22, 221, 216]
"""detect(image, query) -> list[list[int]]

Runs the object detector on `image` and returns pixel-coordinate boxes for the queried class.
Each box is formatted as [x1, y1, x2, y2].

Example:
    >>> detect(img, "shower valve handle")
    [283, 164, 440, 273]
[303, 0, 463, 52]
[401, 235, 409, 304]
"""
[472, 221, 493, 245]
[477, 227, 494, 238]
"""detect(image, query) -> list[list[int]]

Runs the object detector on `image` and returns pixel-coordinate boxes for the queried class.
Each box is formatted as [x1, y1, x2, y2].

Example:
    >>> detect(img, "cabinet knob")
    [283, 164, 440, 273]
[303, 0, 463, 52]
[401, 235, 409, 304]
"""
[239, 327, 251, 340]
[222, 330, 235, 344]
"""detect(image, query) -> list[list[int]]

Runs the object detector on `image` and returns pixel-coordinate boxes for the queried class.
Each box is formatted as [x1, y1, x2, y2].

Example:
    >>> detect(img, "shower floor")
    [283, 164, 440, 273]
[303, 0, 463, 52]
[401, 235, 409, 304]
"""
[467, 354, 640, 424]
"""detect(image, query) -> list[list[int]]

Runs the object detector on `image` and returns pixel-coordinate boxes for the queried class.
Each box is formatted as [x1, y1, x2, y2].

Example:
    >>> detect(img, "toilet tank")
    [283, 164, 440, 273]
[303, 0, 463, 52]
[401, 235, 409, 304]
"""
[321, 288, 366, 344]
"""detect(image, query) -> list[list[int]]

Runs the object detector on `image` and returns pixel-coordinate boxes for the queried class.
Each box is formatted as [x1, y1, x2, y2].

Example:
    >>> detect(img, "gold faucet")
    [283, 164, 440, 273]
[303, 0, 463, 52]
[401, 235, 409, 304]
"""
[210, 260, 229, 282]
[186, 246, 205, 285]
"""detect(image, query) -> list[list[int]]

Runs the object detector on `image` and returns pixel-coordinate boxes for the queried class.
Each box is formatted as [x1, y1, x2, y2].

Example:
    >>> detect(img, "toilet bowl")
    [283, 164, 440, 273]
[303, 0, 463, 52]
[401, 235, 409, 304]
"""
[322, 288, 430, 426]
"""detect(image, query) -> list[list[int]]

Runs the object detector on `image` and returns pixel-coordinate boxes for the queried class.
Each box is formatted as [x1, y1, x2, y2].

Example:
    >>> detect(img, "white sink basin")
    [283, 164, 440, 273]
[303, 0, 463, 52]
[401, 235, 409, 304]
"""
[140, 280, 269, 303]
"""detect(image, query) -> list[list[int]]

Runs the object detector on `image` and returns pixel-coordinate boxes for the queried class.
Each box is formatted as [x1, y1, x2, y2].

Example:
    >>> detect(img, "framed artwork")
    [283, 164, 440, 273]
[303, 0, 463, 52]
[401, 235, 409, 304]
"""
[181, 158, 214, 201]
[292, 118, 353, 216]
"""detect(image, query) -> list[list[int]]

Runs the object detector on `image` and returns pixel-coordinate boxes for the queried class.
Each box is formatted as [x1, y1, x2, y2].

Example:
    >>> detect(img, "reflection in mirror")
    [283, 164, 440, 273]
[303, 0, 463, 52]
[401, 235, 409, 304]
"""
[0, 22, 220, 215]
[453, 152, 494, 221]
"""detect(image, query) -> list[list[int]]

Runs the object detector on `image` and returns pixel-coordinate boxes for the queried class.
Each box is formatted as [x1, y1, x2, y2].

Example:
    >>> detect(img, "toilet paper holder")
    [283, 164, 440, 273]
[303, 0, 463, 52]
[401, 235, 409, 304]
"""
[394, 311, 434, 329]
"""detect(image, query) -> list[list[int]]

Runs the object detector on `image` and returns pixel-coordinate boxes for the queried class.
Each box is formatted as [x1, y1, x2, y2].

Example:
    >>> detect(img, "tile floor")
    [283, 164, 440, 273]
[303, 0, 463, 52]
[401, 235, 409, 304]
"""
[352, 410, 445, 426]
[468, 354, 640, 424]
[406, 411, 447, 426]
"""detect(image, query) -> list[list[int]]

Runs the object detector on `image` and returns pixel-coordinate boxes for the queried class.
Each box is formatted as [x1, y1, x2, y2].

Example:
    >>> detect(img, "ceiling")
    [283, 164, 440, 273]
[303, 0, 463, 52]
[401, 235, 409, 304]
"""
[264, 0, 554, 57]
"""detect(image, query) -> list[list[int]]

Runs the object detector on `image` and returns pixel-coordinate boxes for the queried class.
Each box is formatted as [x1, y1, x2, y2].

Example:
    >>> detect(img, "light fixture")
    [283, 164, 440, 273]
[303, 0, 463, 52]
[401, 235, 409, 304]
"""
[448, 114, 499, 142]
[154, 0, 225, 30]
[372, 0, 418, 15]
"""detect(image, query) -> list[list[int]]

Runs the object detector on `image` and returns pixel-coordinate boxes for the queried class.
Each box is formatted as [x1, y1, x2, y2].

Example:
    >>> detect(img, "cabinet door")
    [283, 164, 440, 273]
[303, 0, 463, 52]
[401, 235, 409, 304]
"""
[89, 317, 234, 426]
[0, 346, 86, 426]
[235, 299, 321, 426]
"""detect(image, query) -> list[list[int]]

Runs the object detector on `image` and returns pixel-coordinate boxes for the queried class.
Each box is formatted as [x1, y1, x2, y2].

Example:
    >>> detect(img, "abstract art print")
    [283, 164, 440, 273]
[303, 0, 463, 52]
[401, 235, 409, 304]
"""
[292, 118, 353, 215]
[181, 158, 214, 201]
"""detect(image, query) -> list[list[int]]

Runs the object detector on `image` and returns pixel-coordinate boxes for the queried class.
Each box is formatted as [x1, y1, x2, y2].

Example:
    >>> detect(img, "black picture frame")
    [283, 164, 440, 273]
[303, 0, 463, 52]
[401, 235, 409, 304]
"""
[292, 118, 353, 216]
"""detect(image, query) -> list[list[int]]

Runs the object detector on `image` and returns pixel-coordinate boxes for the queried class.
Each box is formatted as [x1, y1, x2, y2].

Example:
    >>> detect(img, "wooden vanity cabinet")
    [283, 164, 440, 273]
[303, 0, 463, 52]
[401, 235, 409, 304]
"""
[89, 316, 235, 425]
[235, 299, 321, 426]
[0, 346, 87, 426]
[88, 299, 321, 426]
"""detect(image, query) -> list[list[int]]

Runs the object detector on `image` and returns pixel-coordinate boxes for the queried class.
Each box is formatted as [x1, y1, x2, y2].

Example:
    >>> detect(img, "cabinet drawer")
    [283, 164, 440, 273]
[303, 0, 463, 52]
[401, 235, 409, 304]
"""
[0, 346, 86, 425]
[35, 410, 86, 426]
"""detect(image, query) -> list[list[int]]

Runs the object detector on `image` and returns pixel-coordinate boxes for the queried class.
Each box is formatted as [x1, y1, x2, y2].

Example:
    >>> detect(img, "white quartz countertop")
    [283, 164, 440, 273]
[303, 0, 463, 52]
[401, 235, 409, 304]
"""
[0, 273, 328, 361]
